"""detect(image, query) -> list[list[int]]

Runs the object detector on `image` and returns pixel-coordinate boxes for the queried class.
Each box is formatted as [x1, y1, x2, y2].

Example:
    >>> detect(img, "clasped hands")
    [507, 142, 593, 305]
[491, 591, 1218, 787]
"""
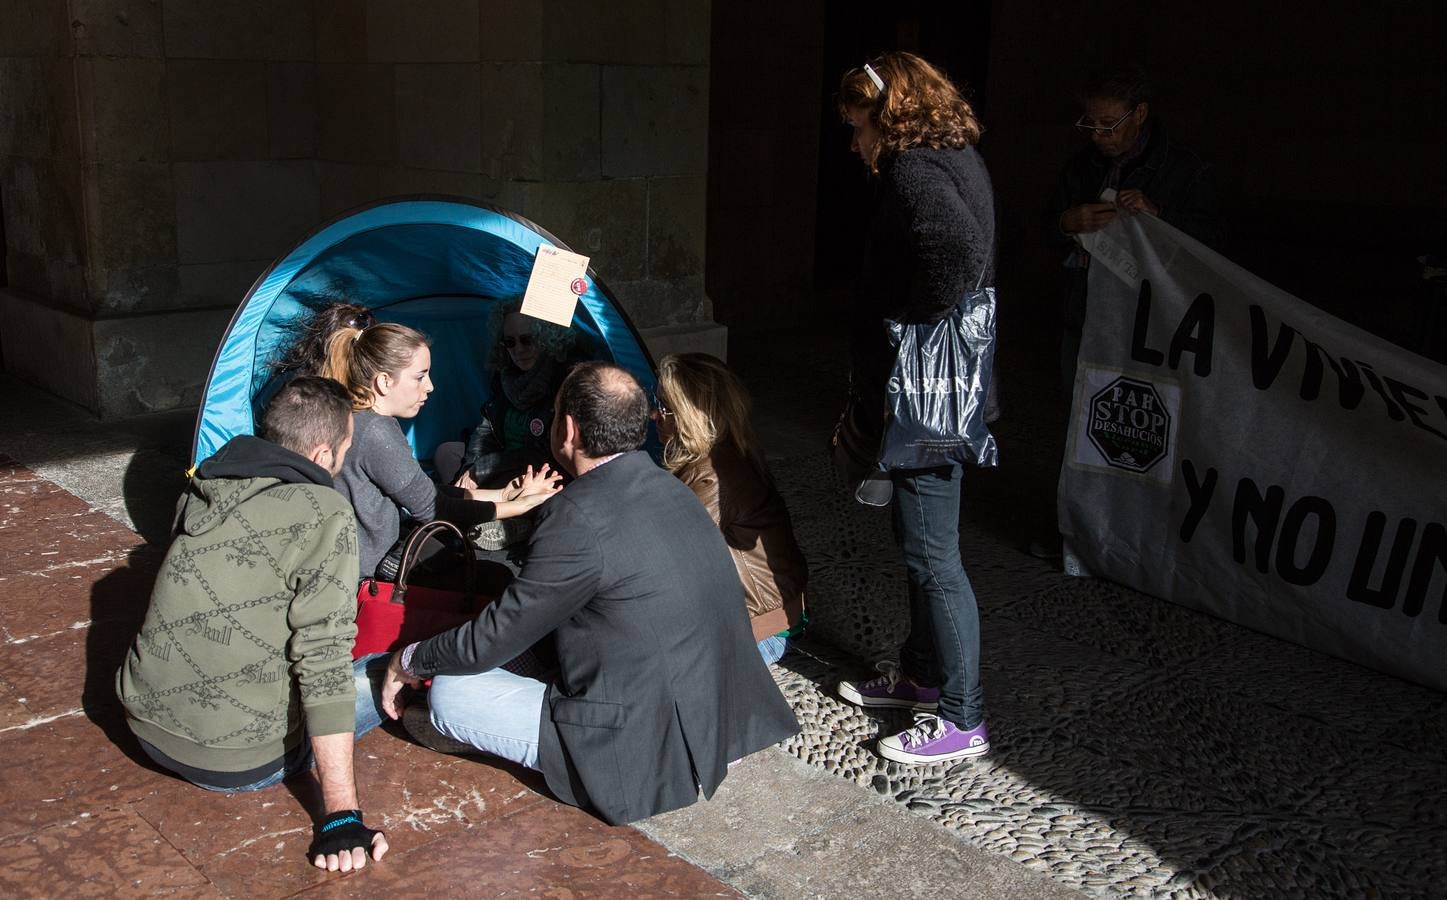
[456, 464, 562, 515]
[1060, 189, 1158, 234]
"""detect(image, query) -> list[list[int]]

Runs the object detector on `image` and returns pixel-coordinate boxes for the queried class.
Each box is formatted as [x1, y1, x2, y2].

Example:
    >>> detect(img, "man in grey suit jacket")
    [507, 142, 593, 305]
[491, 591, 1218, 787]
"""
[378, 362, 800, 825]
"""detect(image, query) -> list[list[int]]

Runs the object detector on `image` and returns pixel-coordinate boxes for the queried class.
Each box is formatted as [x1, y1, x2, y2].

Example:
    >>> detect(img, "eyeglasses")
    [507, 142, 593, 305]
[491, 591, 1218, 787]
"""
[1074, 106, 1138, 137]
[501, 334, 535, 350]
[653, 393, 673, 417]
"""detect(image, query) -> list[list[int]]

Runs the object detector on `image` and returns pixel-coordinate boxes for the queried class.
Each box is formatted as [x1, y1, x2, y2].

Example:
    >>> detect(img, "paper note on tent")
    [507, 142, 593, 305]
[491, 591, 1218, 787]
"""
[520, 245, 591, 327]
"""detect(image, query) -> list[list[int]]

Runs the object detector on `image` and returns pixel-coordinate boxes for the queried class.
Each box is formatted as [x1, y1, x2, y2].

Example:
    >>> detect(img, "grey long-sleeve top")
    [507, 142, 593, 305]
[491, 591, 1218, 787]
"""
[336, 409, 496, 579]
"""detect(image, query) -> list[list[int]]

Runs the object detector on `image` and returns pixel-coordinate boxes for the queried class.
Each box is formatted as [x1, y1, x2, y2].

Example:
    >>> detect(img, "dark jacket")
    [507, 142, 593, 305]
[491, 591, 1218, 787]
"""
[1048, 118, 1222, 253]
[409, 451, 800, 824]
[849, 145, 997, 443]
[1048, 120, 1221, 340]
[460, 370, 559, 486]
[677, 444, 807, 641]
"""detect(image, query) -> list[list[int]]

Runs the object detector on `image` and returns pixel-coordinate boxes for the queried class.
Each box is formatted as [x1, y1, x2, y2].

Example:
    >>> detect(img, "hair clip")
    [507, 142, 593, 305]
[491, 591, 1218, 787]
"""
[863, 63, 886, 93]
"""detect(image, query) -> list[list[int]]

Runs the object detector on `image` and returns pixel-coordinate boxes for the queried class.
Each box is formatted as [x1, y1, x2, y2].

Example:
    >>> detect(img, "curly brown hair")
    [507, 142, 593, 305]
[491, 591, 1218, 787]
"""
[838, 51, 983, 173]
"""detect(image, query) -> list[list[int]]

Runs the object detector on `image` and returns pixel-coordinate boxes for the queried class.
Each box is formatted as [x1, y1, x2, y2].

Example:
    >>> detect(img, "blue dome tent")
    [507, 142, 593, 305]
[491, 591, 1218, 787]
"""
[191, 197, 657, 468]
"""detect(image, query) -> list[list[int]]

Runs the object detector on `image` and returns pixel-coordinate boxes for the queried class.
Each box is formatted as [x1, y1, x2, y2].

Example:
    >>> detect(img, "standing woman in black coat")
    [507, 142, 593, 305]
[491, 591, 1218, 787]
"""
[833, 52, 995, 765]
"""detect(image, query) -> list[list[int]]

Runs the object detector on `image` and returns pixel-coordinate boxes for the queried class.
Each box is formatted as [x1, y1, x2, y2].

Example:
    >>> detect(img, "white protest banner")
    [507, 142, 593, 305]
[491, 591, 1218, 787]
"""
[1061, 214, 1447, 691]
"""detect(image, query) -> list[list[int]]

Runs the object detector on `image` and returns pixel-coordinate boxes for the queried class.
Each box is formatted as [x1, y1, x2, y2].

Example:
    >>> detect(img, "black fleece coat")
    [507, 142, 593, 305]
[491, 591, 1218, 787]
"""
[849, 145, 997, 434]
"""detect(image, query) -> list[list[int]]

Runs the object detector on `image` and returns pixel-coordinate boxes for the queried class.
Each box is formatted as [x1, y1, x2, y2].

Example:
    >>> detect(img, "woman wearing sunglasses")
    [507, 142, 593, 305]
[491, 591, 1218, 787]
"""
[439, 301, 581, 491]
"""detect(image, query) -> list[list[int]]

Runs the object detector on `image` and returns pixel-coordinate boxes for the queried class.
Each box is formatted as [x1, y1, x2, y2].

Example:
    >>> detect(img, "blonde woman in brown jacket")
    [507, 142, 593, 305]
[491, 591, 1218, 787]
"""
[654, 353, 807, 664]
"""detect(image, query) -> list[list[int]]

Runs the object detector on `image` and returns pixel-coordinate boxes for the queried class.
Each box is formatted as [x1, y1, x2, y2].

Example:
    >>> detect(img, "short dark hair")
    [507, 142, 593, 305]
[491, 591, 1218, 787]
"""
[260, 376, 353, 457]
[1081, 63, 1152, 109]
[556, 362, 648, 457]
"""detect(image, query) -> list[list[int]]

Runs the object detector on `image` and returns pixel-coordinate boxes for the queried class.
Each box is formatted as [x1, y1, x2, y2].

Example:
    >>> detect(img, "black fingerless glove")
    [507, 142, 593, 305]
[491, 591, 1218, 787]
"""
[309, 809, 381, 859]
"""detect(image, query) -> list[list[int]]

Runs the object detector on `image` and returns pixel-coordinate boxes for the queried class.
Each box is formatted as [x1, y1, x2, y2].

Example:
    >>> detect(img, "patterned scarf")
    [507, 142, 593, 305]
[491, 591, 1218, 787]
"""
[500, 355, 558, 411]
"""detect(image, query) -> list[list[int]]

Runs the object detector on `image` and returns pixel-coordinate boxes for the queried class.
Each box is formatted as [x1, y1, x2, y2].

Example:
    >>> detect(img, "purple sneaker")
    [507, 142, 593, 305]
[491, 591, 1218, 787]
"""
[837, 661, 940, 711]
[877, 713, 989, 764]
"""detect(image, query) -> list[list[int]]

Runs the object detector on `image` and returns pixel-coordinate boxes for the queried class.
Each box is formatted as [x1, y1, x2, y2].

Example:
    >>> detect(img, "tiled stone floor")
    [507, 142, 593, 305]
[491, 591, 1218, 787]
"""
[0, 455, 736, 898]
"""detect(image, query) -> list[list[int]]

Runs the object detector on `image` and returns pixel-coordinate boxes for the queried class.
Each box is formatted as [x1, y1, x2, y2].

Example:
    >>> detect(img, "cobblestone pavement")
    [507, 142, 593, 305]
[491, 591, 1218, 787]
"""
[735, 330, 1447, 897]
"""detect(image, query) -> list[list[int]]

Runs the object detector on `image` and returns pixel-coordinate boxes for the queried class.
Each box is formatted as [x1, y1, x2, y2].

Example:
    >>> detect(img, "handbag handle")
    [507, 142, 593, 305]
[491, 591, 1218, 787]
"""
[394, 519, 477, 607]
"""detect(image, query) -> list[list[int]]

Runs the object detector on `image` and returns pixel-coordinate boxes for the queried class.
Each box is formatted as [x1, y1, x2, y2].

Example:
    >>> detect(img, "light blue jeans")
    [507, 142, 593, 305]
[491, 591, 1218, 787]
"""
[426, 668, 549, 769]
[757, 634, 790, 665]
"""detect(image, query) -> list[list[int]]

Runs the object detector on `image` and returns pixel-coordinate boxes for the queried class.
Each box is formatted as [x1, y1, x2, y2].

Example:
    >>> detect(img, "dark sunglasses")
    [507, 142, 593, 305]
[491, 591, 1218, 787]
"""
[653, 393, 673, 417]
[501, 334, 535, 349]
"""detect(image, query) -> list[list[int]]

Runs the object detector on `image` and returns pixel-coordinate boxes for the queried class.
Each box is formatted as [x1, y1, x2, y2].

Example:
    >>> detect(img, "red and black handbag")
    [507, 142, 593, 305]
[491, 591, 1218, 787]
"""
[352, 520, 495, 659]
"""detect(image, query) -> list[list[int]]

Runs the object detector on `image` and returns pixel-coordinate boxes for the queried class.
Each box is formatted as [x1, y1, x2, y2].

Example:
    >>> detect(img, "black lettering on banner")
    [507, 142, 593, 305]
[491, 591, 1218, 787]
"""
[1183, 465, 1445, 620]
[1384, 377, 1447, 441]
[1274, 495, 1335, 586]
[1354, 361, 1405, 421]
[1244, 308, 1447, 445]
[1403, 522, 1447, 622]
[1179, 459, 1217, 543]
[1233, 477, 1284, 573]
[1130, 279, 1165, 367]
[1249, 305, 1295, 390]
[1168, 293, 1215, 377]
[1300, 340, 1366, 409]
[1349, 513, 1418, 610]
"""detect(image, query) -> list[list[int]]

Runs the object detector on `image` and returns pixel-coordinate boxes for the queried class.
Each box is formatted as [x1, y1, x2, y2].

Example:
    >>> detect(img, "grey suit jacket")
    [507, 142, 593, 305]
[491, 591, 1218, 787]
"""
[410, 450, 800, 824]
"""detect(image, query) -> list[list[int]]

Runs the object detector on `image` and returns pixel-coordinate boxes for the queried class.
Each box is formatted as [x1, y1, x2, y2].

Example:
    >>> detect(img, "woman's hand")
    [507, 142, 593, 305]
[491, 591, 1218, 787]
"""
[496, 490, 558, 519]
[464, 466, 561, 504]
[510, 464, 562, 500]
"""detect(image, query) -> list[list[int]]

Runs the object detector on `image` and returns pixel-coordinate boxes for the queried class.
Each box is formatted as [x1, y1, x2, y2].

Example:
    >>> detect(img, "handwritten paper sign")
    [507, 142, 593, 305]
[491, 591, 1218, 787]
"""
[520, 245, 590, 327]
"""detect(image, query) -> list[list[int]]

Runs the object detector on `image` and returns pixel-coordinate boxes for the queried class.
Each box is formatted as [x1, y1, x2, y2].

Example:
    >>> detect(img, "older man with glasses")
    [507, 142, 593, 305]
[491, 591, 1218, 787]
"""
[1050, 64, 1224, 398]
[1030, 64, 1224, 560]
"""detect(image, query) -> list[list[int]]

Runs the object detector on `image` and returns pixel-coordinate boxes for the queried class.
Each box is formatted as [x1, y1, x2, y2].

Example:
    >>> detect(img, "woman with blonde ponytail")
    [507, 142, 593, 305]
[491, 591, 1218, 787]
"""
[653, 353, 806, 664]
[317, 313, 560, 581]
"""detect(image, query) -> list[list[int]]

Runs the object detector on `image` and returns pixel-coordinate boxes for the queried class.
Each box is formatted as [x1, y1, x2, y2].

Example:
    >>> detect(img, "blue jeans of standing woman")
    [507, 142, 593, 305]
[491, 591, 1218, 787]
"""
[890, 463, 985, 729]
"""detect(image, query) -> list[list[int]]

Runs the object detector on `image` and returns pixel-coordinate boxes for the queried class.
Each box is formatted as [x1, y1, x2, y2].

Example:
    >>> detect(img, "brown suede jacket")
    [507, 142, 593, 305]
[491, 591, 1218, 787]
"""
[676, 444, 807, 641]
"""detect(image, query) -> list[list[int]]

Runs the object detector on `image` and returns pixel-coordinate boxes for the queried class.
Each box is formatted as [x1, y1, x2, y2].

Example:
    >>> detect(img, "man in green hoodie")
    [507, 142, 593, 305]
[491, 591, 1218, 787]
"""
[117, 376, 388, 873]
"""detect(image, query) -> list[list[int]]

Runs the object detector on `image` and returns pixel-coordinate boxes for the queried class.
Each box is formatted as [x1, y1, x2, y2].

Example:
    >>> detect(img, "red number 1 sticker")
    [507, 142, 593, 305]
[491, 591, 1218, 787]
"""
[570, 277, 588, 296]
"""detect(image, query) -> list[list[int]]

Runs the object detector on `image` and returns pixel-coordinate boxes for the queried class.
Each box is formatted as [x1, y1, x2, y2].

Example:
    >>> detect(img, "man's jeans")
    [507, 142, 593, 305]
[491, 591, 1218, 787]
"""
[150, 655, 392, 793]
[890, 463, 985, 729]
[427, 668, 548, 769]
[757, 634, 789, 666]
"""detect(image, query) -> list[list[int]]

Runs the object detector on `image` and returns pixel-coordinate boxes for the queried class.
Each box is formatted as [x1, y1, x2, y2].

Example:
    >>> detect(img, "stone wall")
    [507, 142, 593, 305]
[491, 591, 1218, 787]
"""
[0, 0, 717, 417]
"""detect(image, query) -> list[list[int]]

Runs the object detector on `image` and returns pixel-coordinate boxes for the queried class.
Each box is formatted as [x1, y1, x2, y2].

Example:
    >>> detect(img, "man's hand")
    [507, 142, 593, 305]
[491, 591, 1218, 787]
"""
[453, 468, 478, 490]
[1059, 202, 1117, 234]
[379, 649, 422, 721]
[1115, 189, 1159, 216]
[309, 809, 389, 872]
